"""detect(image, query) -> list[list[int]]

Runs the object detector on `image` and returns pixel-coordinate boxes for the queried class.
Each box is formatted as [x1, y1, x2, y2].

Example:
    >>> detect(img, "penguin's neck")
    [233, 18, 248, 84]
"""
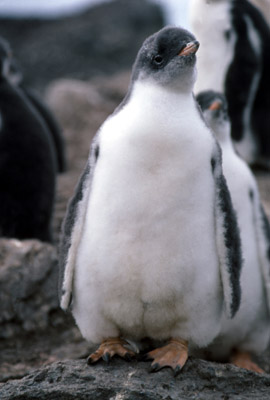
[128, 79, 196, 122]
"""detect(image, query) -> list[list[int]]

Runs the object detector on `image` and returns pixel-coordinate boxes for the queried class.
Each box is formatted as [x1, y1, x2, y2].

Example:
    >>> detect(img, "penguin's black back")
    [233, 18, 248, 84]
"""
[225, 0, 270, 156]
[0, 79, 56, 242]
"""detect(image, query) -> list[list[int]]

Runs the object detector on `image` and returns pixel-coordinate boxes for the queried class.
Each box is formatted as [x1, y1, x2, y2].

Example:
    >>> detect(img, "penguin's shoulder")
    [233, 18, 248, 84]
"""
[21, 86, 66, 173]
[223, 145, 256, 189]
[0, 80, 44, 129]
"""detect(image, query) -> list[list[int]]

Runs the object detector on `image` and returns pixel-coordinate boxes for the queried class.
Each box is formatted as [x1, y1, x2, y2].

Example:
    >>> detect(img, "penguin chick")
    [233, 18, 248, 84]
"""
[196, 90, 270, 373]
[59, 26, 242, 375]
[0, 36, 66, 173]
[189, 0, 270, 169]
[0, 38, 56, 242]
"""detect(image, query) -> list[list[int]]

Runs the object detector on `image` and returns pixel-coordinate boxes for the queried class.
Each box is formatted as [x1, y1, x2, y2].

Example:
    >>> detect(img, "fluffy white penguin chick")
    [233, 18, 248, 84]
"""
[196, 90, 270, 373]
[59, 27, 242, 375]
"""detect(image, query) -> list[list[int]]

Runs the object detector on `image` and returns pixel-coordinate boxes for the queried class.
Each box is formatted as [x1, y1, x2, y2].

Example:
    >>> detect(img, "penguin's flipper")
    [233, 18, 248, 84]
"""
[211, 145, 242, 318]
[59, 134, 99, 310]
[250, 185, 270, 312]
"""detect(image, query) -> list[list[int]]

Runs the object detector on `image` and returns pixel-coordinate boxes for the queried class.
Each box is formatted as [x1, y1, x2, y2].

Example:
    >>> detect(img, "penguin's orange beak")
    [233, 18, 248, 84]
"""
[178, 41, 200, 56]
[209, 101, 222, 111]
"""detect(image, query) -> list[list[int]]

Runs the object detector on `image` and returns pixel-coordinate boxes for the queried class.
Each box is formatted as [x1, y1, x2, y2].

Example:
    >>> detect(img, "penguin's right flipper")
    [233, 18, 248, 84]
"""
[59, 134, 99, 310]
[211, 144, 242, 318]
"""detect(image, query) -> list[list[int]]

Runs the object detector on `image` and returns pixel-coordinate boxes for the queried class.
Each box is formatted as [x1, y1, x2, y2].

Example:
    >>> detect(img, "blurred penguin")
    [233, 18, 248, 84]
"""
[189, 0, 270, 169]
[0, 37, 66, 173]
[197, 90, 270, 373]
[0, 38, 56, 242]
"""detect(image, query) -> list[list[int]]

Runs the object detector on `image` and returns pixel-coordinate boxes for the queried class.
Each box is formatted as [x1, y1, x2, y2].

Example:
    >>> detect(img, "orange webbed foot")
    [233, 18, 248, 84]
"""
[230, 350, 264, 374]
[87, 337, 135, 364]
[146, 338, 188, 376]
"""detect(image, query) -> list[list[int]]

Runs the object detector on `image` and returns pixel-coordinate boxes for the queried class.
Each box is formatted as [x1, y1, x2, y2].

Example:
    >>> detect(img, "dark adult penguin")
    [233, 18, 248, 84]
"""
[0, 37, 66, 173]
[189, 0, 270, 168]
[0, 39, 56, 242]
[196, 90, 270, 373]
[59, 26, 242, 375]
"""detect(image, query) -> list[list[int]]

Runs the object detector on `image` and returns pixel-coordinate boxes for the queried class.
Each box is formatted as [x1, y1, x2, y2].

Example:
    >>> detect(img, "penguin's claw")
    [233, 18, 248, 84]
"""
[124, 353, 133, 361]
[230, 350, 265, 374]
[150, 362, 160, 372]
[87, 337, 135, 365]
[147, 338, 188, 375]
[102, 352, 110, 363]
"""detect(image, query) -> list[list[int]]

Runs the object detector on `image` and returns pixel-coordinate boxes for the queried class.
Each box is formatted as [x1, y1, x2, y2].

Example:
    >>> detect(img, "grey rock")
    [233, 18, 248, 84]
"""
[44, 72, 130, 176]
[0, 0, 164, 92]
[1, 358, 270, 399]
[0, 239, 65, 338]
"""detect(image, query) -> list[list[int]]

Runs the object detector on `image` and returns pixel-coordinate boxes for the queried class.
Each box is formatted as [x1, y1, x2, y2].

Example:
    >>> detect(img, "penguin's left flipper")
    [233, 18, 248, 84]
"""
[230, 350, 265, 374]
[59, 134, 100, 310]
[146, 338, 188, 376]
[211, 145, 242, 318]
[87, 338, 136, 364]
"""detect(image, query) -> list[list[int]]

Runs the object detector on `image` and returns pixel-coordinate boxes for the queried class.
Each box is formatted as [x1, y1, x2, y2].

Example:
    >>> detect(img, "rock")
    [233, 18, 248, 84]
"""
[45, 72, 130, 172]
[45, 78, 116, 138]
[0, 0, 164, 92]
[0, 239, 65, 338]
[0, 326, 88, 383]
[1, 358, 270, 399]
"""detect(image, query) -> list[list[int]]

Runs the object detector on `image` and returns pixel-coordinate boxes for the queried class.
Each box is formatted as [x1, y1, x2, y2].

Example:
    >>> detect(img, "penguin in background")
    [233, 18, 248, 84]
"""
[0, 36, 66, 173]
[196, 90, 270, 373]
[59, 26, 242, 375]
[189, 0, 270, 169]
[0, 38, 56, 242]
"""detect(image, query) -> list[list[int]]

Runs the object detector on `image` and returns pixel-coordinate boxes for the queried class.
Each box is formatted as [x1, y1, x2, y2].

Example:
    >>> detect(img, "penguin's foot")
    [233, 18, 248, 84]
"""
[230, 350, 264, 374]
[87, 337, 135, 364]
[146, 338, 188, 376]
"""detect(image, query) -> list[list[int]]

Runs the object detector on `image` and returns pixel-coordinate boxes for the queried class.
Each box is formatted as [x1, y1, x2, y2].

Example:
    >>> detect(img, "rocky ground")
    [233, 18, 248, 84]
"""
[1, 1, 270, 399]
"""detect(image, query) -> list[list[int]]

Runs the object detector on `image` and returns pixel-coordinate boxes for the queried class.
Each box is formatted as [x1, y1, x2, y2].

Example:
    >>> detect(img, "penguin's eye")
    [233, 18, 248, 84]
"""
[153, 55, 164, 65]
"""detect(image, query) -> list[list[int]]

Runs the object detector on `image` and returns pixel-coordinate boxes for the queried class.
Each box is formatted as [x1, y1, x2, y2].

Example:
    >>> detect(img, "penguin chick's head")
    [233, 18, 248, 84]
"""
[0, 37, 12, 80]
[132, 26, 200, 91]
[196, 90, 231, 142]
